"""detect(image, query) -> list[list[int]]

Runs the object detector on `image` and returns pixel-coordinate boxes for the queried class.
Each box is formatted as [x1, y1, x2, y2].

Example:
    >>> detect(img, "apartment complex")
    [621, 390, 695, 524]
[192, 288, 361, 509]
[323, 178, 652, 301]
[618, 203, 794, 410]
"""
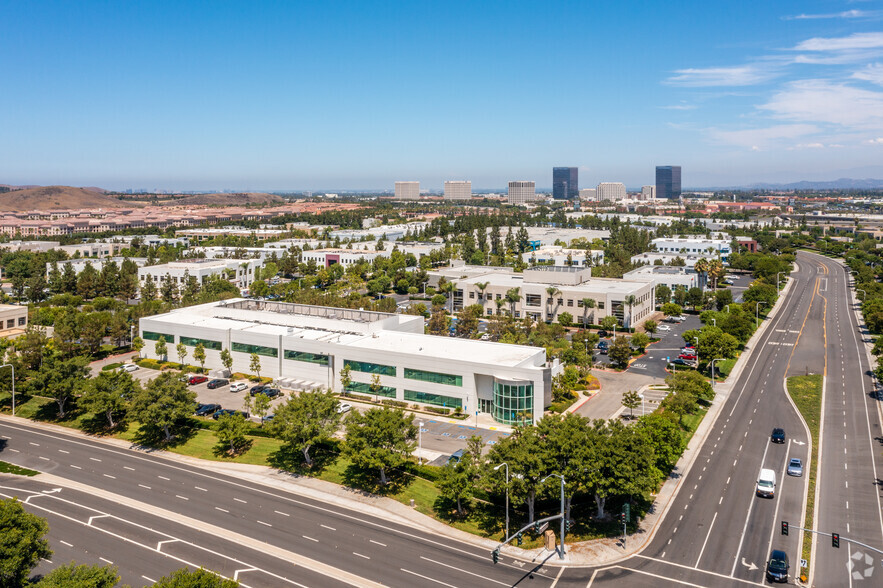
[579, 188, 597, 201]
[444, 181, 472, 200]
[139, 299, 554, 425]
[395, 181, 420, 200]
[507, 181, 537, 206]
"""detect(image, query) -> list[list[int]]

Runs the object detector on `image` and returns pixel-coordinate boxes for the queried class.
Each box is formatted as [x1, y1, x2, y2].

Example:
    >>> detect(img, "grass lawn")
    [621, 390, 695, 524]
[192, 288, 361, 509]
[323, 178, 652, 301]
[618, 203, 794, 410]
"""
[0, 460, 38, 476]
[715, 358, 737, 379]
[787, 374, 822, 579]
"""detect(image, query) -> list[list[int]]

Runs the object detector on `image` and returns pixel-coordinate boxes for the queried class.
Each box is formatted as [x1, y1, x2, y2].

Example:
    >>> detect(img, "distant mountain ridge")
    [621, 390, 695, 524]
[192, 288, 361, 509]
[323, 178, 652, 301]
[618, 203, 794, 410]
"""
[742, 178, 883, 190]
[0, 186, 133, 211]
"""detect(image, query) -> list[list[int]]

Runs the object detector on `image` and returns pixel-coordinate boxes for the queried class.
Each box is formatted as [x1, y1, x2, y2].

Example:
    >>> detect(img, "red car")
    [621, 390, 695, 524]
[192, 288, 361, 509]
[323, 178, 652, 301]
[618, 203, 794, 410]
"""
[188, 375, 208, 385]
[678, 354, 698, 362]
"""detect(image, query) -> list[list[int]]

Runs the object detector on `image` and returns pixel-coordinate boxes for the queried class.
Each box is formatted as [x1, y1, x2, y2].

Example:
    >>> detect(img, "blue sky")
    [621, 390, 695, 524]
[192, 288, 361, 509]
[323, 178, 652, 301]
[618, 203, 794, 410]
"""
[2, 0, 883, 191]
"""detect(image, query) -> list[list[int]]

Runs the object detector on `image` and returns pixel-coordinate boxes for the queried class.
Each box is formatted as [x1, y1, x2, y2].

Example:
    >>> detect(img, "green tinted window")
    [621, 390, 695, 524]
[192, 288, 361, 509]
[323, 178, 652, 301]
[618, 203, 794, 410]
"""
[346, 381, 396, 398]
[344, 360, 396, 377]
[404, 390, 462, 408]
[284, 350, 330, 366]
[232, 341, 278, 358]
[142, 331, 174, 342]
[179, 336, 223, 351]
[404, 368, 462, 387]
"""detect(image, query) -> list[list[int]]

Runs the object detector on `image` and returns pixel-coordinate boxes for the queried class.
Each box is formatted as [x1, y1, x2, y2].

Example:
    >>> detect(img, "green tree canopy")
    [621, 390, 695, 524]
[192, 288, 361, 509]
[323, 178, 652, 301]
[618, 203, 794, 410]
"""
[80, 369, 140, 428]
[343, 407, 416, 485]
[269, 391, 341, 465]
[0, 498, 51, 588]
[151, 568, 239, 587]
[216, 413, 250, 454]
[129, 372, 197, 442]
[27, 352, 89, 418]
[34, 562, 120, 588]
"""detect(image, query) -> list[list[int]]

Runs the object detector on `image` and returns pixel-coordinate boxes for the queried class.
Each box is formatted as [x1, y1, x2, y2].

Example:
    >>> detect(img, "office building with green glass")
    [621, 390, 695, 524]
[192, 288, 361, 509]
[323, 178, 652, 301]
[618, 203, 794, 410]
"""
[140, 299, 554, 425]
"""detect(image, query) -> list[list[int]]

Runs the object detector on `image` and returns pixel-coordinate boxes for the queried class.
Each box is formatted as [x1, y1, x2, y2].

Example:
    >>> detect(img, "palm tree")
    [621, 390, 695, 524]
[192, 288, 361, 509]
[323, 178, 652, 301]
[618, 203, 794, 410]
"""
[707, 259, 725, 290]
[505, 287, 521, 317]
[545, 286, 560, 322]
[694, 258, 710, 291]
[476, 281, 490, 303]
[581, 298, 596, 328]
[495, 298, 506, 315]
[624, 294, 637, 328]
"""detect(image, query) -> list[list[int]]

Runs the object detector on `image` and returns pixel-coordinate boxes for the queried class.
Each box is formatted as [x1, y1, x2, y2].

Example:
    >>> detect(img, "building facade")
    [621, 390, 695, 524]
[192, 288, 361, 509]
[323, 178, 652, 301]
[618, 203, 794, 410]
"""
[394, 181, 420, 200]
[139, 299, 554, 425]
[552, 167, 579, 200]
[138, 259, 263, 290]
[656, 166, 682, 200]
[444, 181, 472, 200]
[641, 185, 656, 200]
[651, 237, 731, 261]
[579, 188, 597, 201]
[507, 181, 537, 206]
[622, 265, 706, 297]
[597, 182, 627, 201]
[0, 304, 28, 336]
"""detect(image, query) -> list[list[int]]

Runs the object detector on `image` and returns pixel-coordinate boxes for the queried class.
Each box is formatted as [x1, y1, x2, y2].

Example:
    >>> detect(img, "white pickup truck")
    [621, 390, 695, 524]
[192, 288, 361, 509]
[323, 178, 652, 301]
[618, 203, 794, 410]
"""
[756, 468, 776, 498]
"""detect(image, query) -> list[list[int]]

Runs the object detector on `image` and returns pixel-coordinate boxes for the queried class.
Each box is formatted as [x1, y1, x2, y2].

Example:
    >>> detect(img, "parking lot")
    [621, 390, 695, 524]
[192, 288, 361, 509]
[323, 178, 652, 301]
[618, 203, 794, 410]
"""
[418, 419, 510, 465]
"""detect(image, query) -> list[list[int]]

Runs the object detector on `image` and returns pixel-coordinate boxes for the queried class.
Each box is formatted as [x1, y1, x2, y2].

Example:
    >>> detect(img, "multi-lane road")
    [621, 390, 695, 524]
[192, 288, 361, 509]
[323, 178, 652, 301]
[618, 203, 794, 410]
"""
[1, 251, 882, 587]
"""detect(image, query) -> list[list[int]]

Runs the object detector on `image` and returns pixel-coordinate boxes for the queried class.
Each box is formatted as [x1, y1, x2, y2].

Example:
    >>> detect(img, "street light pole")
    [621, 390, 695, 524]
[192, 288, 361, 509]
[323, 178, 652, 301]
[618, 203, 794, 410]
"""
[756, 301, 768, 327]
[418, 421, 424, 465]
[776, 272, 784, 291]
[710, 358, 724, 389]
[1, 363, 15, 416]
[541, 473, 566, 559]
[493, 463, 509, 542]
[711, 318, 716, 327]
[694, 336, 699, 370]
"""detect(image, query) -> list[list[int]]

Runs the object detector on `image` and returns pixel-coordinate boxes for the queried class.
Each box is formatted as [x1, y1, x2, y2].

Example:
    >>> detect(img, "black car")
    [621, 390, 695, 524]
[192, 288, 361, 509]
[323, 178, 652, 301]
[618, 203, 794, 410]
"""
[249, 384, 268, 396]
[212, 408, 248, 420]
[207, 378, 229, 389]
[255, 387, 281, 399]
[194, 403, 221, 417]
[597, 330, 608, 338]
[766, 549, 789, 583]
[669, 358, 696, 367]
[597, 341, 609, 355]
[771, 427, 786, 444]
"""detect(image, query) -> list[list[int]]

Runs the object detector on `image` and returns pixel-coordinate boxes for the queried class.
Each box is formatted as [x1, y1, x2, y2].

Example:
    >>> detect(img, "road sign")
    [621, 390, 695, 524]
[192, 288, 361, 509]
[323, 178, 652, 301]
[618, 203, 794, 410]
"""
[800, 559, 807, 568]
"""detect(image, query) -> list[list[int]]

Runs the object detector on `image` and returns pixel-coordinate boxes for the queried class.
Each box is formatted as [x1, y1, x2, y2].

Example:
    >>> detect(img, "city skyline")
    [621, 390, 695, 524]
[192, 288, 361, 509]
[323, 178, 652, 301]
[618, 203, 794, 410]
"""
[2, 1, 883, 191]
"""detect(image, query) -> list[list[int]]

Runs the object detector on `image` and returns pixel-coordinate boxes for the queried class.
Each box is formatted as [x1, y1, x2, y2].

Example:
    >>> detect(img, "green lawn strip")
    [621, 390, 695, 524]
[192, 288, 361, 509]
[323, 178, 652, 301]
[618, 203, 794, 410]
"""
[786, 374, 822, 576]
[0, 460, 38, 476]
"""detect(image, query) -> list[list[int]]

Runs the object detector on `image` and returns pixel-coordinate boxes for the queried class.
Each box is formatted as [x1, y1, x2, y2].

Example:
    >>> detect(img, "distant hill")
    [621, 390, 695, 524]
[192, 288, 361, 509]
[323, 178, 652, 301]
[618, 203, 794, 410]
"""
[169, 192, 285, 206]
[0, 185, 132, 211]
[743, 178, 883, 191]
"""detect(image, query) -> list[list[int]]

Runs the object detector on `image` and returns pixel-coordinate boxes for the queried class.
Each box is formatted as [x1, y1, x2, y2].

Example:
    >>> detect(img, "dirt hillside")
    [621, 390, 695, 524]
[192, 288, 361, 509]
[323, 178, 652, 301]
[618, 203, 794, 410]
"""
[0, 186, 132, 210]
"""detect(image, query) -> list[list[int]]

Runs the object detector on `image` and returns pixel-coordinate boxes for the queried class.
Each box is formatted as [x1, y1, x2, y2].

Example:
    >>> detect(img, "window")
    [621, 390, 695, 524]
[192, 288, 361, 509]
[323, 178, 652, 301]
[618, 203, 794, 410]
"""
[346, 381, 396, 398]
[18, 317, 25, 326]
[469, 292, 475, 299]
[557, 298, 563, 305]
[493, 381, 534, 425]
[6, 320, 12, 329]
[567, 300, 573, 307]
[404, 368, 462, 387]
[142, 331, 174, 342]
[525, 294, 541, 306]
[232, 341, 278, 357]
[284, 349, 329, 366]
[404, 390, 462, 408]
[598, 301, 605, 310]
[344, 360, 396, 377]
[181, 336, 224, 351]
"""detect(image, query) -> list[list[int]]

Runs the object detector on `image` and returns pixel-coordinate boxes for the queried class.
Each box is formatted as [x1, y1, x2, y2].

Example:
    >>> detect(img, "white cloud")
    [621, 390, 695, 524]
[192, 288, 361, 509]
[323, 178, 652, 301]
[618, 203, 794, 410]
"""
[853, 63, 883, 85]
[666, 65, 779, 87]
[783, 10, 878, 20]
[867, 137, 883, 144]
[793, 32, 883, 51]
[759, 79, 883, 128]
[660, 103, 697, 110]
[707, 124, 820, 149]
[788, 142, 826, 150]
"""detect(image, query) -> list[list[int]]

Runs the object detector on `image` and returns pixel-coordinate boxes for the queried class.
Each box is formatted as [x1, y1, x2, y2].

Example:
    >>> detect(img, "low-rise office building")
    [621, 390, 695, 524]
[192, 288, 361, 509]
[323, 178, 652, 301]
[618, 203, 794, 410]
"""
[47, 257, 148, 277]
[0, 304, 28, 336]
[622, 265, 705, 296]
[651, 237, 731, 261]
[138, 259, 263, 289]
[526, 246, 605, 267]
[630, 251, 705, 268]
[139, 299, 555, 425]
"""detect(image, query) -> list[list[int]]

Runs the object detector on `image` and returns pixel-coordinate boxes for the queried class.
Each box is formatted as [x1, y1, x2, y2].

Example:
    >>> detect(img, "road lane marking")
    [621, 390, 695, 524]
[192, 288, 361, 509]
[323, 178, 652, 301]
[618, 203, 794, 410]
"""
[370, 539, 386, 547]
[420, 555, 509, 586]
[321, 524, 336, 531]
[302, 535, 318, 542]
[70, 465, 81, 469]
[58, 449, 69, 454]
[7, 448, 18, 452]
[99, 557, 113, 564]
[353, 552, 370, 559]
[39, 456, 50, 461]
[89, 457, 101, 462]
[257, 520, 272, 527]
[103, 474, 115, 479]
[194, 486, 207, 492]
[175, 495, 188, 501]
[29, 442, 39, 446]
[234, 497, 247, 503]
[730, 428, 773, 576]
[401, 568, 457, 587]
[694, 511, 718, 568]
[157, 476, 170, 481]
[138, 484, 151, 489]
[214, 507, 228, 512]
[60, 540, 73, 547]
[123, 466, 134, 471]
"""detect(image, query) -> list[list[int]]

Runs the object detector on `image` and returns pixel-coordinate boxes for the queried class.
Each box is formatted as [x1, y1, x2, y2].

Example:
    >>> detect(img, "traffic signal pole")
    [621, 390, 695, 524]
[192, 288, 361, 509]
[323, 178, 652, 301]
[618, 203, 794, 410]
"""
[781, 521, 883, 555]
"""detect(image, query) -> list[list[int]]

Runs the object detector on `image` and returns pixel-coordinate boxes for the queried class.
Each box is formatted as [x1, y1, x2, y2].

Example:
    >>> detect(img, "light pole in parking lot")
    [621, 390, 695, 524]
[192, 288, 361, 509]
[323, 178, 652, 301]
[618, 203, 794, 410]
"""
[0, 363, 14, 416]
[493, 462, 509, 541]
[756, 301, 768, 327]
[541, 473, 566, 559]
[710, 358, 724, 389]
[418, 421, 424, 465]
[693, 337, 699, 371]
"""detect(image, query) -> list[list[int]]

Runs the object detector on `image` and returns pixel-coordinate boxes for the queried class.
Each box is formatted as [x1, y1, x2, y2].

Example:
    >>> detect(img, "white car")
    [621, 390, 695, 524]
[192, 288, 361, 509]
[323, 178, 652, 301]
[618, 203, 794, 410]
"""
[677, 315, 688, 322]
[480, 333, 490, 341]
[337, 402, 352, 414]
[119, 364, 138, 373]
[657, 324, 672, 332]
[230, 382, 248, 393]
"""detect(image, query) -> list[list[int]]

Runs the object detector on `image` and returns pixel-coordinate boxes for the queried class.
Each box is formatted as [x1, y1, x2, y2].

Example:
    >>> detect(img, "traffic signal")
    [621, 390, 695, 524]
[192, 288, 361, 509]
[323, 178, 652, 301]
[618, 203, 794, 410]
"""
[832, 533, 840, 548]
[620, 512, 626, 525]
[624, 503, 631, 523]
[781, 521, 789, 536]
[565, 519, 572, 533]
[492, 549, 500, 564]
[517, 533, 523, 546]
[533, 522, 541, 534]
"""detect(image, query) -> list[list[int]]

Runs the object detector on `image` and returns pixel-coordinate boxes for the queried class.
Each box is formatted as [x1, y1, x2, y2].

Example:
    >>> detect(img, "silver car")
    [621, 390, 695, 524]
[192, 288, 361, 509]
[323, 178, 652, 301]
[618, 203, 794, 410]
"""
[787, 458, 803, 477]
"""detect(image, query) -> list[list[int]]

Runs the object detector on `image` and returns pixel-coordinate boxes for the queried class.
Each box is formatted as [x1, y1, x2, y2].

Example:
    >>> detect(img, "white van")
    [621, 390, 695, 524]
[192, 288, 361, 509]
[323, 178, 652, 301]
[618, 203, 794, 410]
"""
[756, 468, 776, 498]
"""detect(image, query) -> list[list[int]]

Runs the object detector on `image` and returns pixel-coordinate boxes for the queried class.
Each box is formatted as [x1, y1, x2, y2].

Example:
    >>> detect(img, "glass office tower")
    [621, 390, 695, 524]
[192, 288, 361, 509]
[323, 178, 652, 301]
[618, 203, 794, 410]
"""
[656, 166, 682, 199]
[552, 167, 579, 200]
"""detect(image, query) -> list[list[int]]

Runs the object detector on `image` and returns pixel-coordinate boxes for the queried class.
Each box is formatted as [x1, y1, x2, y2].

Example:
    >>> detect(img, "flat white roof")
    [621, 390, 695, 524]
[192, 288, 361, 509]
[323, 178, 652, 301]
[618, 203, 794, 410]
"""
[350, 331, 543, 368]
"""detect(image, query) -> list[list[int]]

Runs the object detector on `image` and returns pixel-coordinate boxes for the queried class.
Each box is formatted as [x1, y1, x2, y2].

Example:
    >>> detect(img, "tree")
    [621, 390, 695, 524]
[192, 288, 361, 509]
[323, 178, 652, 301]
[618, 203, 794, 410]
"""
[155, 336, 168, 362]
[558, 312, 573, 328]
[698, 327, 739, 364]
[34, 562, 120, 588]
[715, 288, 733, 311]
[216, 413, 250, 454]
[193, 343, 206, 372]
[644, 319, 658, 337]
[77, 263, 99, 299]
[630, 332, 650, 352]
[437, 458, 474, 516]
[581, 297, 596, 327]
[252, 392, 272, 426]
[586, 420, 657, 519]
[600, 315, 618, 332]
[485, 425, 548, 523]
[220, 348, 233, 373]
[505, 287, 521, 317]
[624, 294, 637, 327]
[132, 336, 144, 356]
[339, 363, 352, 394]
[661, 303, 682, 320]
[655, 284, 671, 305]
[80, 369, 139, 428]
[176, 342, 188, 367]
[635, 414, 686, 475]
[673, 285, 688, 307]
[249, 353, 262, 379]
[455, 304, 482, 338]
[160, 273, 178, 303]
[686, 287, 704, 310]
[28, 352, 89, 418]
[608, 335, 632, 368]
[343, 407, 416, 485]
[428, 303, 447, 335]
[538, 413, 592, 521]
[0, 498, 51, 588]
[151, 568, 239, 587]
[369, 373, 382, 401]
[269, 391, 341, 465]
[129, 372, 197, 442]
[621, 390, 641, 418]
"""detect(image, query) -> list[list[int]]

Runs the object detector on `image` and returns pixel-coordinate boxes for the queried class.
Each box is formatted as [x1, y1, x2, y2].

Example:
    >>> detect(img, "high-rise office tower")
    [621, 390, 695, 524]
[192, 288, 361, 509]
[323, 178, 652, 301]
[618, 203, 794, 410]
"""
[507, 181, 536, 205]
[444, 181, 472, 200]
[395, 181, 420, 200]
[552, 167, 579, 200]
[656, 166, 682, 200]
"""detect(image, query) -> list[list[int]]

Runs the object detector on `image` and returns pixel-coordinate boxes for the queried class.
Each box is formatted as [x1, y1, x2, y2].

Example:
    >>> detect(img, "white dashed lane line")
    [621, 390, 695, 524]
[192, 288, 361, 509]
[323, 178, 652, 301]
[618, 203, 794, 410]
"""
[321, 524, 337, 531]
[157, 476, 170, 481]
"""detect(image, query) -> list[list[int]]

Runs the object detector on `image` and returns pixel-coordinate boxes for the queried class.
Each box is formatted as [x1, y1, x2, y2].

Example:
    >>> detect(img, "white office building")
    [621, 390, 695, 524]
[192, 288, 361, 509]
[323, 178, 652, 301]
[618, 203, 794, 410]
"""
[622, 265, 706, 296]
[597, 182, 627, 201]
[139, 299, 554, 425]
[47, 257, 148, 277]
[138, 259, 263, 290]
[641, 186, 656, 200]
[526, 246, 605, 267]
[507, 181, 537, 206]
[579, 188, 598, 201]
[444, 181, 472, 200]
[651, 237, 731, 262]
[395, 181, 420, 200]
[630, 251, 706, 268]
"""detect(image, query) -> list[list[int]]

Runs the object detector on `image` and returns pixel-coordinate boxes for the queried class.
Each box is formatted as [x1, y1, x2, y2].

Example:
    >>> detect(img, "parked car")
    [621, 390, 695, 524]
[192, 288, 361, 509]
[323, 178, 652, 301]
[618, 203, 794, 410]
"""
[261, 414, 275, 424]
[207, 378, 229, 389]
[681, 345, 695, 353]
[771, 427, 786, 444]
[119, 364, 139, 373]
[678, 353, 698, 361]
[337, 402, 352, 414]
[260, 388, 281, 398]
[230, 382, 248, 393]
[249, 384, 267, 395]
[723, 278, 734, 285]
[194, 403, 221, 417]
[766, 549, 789, 583]
[787, 458, 803, 477]
[597, 341, 609, 355]
[657, 324, 672, 332]
[212, 408, 248, 420]
[597, 330, 608, 338]
[677, 315, 688, 322]
[480, 334, 490, 341]
[448, 449, 465, 465]
[188, 375, 208, 386]
[669, 358, 696, 367]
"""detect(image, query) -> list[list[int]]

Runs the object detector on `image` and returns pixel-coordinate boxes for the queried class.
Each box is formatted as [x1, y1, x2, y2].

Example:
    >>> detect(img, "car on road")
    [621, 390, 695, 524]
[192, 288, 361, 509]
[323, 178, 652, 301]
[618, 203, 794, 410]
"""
[337, 402, 352, 414]
[765, 549, 789, 583]
[207, 378, 229, 389]
[787, 458, 803, 477]
[188, 375, 208, 386]
[119, 364, 139, 373]
[212, 408, 248, 420]
[230, 382, 248, 393]
[771, 427, 786, 443]
[194, 403, 221, 417]
[249, 384, 267, 395]
[657, 324, 671, 331]
[756, 468, 776, 498]
[669, 358, 696, 367]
